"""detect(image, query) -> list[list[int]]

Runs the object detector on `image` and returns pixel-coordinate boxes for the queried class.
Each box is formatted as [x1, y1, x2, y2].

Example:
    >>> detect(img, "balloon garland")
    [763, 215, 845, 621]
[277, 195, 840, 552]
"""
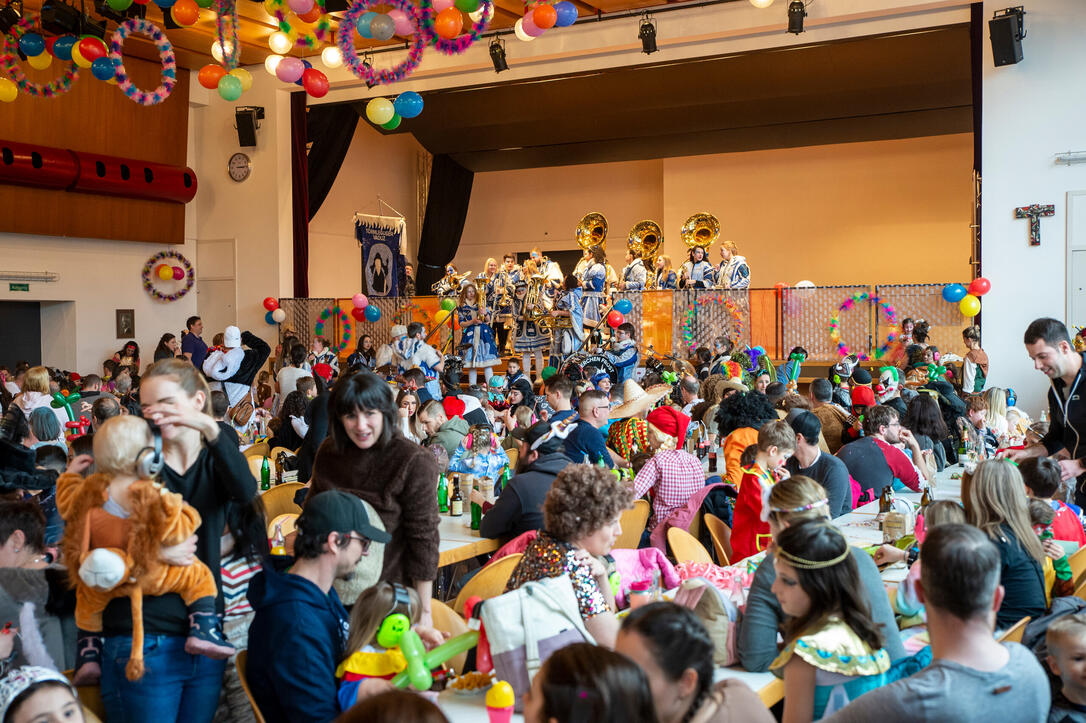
[417, 0, 494, 55]
[315, 306, 352, 353]
[142, 251, 194, 302]
[216, 0, 241, 70]
[828, 292, 898, 361]
[339, 0, 426, 85]
[109, 18, 177, 106]
[0, 15, 79, 98]
[270, 0, 332, 49]
[679, 295, 744, 352]
[392, 301, 432, 328]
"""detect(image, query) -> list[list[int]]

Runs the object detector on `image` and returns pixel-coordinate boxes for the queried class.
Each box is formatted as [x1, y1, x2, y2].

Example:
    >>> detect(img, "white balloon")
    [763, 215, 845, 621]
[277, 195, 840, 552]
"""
[514, 18, 535, 42]
[271, 308, 287, 323]
[749, 0, 774, 7]
[795, 280, 815, 288]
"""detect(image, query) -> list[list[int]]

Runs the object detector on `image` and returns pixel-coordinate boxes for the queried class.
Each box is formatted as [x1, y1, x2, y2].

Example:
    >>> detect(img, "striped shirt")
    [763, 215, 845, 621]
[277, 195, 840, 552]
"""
[221, 553, 263, 621]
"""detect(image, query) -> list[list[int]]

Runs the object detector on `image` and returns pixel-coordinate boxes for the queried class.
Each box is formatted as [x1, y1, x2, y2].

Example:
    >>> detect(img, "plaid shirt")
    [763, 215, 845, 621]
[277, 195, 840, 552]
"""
[633, 449, 706, 531]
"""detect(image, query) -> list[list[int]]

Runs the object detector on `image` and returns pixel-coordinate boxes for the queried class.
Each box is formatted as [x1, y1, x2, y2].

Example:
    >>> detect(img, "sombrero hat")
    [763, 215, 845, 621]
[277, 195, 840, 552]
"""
[609, 380, 671, 419]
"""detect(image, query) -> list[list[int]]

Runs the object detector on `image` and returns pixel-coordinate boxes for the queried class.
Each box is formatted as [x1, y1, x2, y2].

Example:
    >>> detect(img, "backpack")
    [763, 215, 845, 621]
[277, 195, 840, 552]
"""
[673, 576, 739, 666]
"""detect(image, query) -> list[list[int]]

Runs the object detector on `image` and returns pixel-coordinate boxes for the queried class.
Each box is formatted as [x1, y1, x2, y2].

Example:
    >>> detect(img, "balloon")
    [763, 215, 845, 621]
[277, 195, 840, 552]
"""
[364, 305, 381, 322]
[533, 4, 557, 29]
[198, 64, 227, 89]
[612, 298, 633, 314]
[356, 10, 377, 37]
[302, 68, 329, 98]
[195, 0, 213, 8]
[293, 59, 312, 87]
[229, 67, 253, 91]
[941, 283, 967, 303]
[297, 4, 321, 22]
[70, 45, 91, 69]
[370, 13, 395, 41]
[380, 114, 401, 130]
[53, 36, 76, 61]
[434, 7, 463, 38]
[351, 307, 366, 321]
[217, 73, 243, 101]
[514, 18, 535, 41]
[454, 0, 479, 11]
[263, 297, 279, 311]
[967, 277, 991, 296]
[265, 310, 277, 325]
[389, 8, 415, 35]
[390, 631, 479, 690]
[554, 0, 577, 26]
[434, 309, 452, 325]
[521, 11, 544, 36]
[153, 0, 176, 8]
[541, 365, 557, 380]
[78, 37, 107, 63]
[275, 56, 304, 83]
[0, 78, 15, 103]
[959, 294, 981, 317]
[287, 0, 313, 13]
[606, 310, 624, 328]
[28, 52, 53, 70]
[171, 0, 199, 24]
[157, 264, 173, 280]
[366, 97, 395, 125]
[91, 57, 116, 81]
[393, 90, 423, 118]
[272, 308, 287, 323]
[433, 0, 454, 9]
[350, 294, 368, 309]
[19, 33, 45, 57]
[795, 280, 815, 288]
[172, 266, 185, 280]
[440, 298, 456, 311]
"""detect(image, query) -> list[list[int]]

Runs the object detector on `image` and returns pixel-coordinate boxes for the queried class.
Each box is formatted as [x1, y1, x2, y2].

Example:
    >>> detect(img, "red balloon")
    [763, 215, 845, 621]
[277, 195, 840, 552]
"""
[351, 307, 366, 321]
[298, 4, 321, 22]
[263, 296, 279, 311]
[606, 310, 624, 328]
[533, 4, 557, 29]
[301, 67, 329, 98]
[198, 64, 227, 90]
[967, 277, 991, 296]
[172, 266, 185, 281]
[46, 37, 57, 56]
[434, 7, 463, 39]
[78, 37, 107, 63]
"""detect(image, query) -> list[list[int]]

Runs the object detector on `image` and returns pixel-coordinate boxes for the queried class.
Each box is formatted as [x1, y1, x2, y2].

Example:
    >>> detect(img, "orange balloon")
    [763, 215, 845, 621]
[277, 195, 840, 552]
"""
[297, 5, 321, 22]
[434, 7, 463, 39]
[532, 4, 557, 29]
[171, 0, 199, 25]
[197, 63, 227, 89]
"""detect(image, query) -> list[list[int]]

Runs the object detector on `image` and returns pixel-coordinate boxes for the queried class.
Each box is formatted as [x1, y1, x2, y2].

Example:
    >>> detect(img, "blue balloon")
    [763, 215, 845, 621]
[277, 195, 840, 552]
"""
[613, 298, 633, 315]
[91, 57, 116, 81]
[941, 283, 967, 303]
[357, 11, 377, 38]
[18, 33, 45, 58]
[393, 91, 424, 119]
[53, 35, 77, 61]
[294, 59, 312, 86]
[364, 305, 381, 322]
[265, 310, 277, 325]
[554, 1, 577, 27]
[152, 0, 176, 9]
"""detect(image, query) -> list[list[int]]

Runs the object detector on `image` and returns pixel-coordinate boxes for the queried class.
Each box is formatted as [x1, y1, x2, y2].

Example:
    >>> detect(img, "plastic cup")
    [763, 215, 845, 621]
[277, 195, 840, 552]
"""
[487, 705, 515, 723]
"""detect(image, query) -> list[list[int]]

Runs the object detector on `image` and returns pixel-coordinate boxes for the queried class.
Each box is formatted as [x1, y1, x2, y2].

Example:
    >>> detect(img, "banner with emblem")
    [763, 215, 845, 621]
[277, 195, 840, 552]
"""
[355, 214, 406, 298]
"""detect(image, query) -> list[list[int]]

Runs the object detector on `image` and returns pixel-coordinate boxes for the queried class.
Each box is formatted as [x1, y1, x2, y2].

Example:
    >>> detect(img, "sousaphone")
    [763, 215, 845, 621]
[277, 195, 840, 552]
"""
[680, 212, 720, 250]
[576, 212, 608, 252]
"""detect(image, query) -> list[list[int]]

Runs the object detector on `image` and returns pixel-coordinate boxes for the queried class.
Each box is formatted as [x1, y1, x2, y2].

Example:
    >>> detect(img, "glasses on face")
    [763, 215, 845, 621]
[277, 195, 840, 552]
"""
[347, 534, 372, 553]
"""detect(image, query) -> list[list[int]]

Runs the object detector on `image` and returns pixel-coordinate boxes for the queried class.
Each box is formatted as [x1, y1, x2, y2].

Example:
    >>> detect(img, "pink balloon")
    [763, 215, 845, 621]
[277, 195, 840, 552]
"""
[171, 266, 184, 281]
[287, 0, 313, 14]
[276, 56, 304, 83]
[352, 293, 369, 309]
[522, 11, 544, 36]
[432, 0, 454, 10]
[389, 8, 415, 35]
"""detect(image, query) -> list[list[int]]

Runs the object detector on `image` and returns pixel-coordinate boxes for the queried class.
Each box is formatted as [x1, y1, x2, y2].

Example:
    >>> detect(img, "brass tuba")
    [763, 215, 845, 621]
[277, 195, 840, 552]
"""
[628, 220, 663, 289]
[472, 274, 490, 315]
[524, 274, 571, 331]
[576, 212, 608, 252]
[680, 212, 720, 250]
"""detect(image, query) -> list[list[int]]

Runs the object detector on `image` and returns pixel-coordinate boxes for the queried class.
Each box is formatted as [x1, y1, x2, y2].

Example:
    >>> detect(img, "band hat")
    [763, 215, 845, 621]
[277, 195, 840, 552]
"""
[609, 380, 670, 419]
[390, 325, 407, 337]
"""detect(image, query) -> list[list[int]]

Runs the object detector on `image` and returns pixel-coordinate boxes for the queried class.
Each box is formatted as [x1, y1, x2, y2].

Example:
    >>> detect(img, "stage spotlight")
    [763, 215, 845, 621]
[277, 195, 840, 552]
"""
[786, 0, 806, 34]
[40, 0, 81, 35]
[989, 6, 1026, 66]
[0, 4, 20, 35]
[638, 13, 657, 55]
[362, 52, 377, 89]
[489, 37, 508, 73]
[95, 0, 126, 23]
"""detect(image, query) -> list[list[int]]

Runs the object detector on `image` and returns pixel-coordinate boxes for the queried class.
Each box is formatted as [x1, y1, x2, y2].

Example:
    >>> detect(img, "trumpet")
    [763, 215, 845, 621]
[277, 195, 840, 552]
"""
[431, 270, 471, 294]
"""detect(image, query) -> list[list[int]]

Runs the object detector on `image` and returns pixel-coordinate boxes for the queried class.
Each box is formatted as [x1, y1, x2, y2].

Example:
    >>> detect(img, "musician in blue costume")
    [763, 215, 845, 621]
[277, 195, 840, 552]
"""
[580, 246, 608, 324]
[512, 279, 550, 381]
[654, 255, 678, 290]
[620, 250, 647, 291]
[432, 264, 464, 296]
[605, 322, 640, 387]
[456, 282, 500, 387]
[529, 247, 564, 310]
[716, 239, 751, 289]
[679, 246, 715, 288]
[551, 275, 586, 358]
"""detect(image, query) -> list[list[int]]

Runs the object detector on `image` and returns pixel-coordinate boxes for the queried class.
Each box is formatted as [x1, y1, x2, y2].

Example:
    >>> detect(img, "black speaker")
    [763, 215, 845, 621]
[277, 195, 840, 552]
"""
[989, 7, 1025, 67]
[235, 107, 263, 148]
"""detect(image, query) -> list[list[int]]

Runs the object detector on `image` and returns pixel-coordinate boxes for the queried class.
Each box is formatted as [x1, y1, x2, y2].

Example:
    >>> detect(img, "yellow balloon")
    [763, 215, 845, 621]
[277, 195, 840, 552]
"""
[434, 309, 452, 325]
[366, 97, 394, 125]
[0, 78, 16, 103]
[71, 45, 92, 69]
[959, 294, 981, 317]
[158, 265, 174, 280]
[28, 52, 53, 70]
[107, 75, 118, 85]
[263, 0, 277, 15]
[229, 67, 253, 91]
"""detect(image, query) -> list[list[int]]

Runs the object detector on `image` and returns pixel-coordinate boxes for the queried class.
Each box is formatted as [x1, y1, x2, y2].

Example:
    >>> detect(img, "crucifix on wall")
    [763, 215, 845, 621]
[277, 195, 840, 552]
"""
[1015, 203, 1055, 246]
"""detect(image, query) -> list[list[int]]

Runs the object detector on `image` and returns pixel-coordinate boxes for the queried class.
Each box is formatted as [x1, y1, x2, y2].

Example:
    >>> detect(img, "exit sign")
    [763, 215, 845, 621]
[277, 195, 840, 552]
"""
[9, 283, 28, 292]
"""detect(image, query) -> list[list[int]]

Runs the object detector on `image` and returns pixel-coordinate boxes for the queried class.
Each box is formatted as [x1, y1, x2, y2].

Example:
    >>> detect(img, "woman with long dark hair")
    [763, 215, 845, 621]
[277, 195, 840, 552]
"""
[903, 394, 950, 472]
[154, 334, 181, 362]
[112, 341, 141, 374]
[523, 643, 657, 723]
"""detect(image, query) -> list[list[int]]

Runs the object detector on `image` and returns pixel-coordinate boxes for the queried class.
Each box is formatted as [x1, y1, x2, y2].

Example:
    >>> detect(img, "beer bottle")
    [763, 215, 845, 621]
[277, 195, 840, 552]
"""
[260, 456, 271, 491]
[879, 485, 892, 513]
[920, 485, 931, 510]
[450, 483, 464, 517]
[470, 487, 482, 531]
[437, 473, 449, 514]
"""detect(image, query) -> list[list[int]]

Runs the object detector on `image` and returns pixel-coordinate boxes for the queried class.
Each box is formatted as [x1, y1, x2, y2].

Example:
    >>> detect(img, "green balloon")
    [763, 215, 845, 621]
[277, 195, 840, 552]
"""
[217, 74, 243, 101]
[440, 298, 456, 311]
[107, 0, 133, 11]
[455, 0, 480, 11]
[541, 365, 557, 380]
[195, 0, 214, 8]
[380, 113, 402, 130]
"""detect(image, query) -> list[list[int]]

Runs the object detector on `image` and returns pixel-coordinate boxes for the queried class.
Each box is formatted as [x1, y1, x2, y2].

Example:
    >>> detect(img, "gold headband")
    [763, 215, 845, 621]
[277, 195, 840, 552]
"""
[776, 526, 850, 569]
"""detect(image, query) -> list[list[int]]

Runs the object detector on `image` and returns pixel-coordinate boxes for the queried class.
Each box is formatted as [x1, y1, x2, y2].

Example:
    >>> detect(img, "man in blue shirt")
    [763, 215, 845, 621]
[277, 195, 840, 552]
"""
[544, 375, 575, 424]
[564, 389, 618, 467]
[180, 316, 208, 371]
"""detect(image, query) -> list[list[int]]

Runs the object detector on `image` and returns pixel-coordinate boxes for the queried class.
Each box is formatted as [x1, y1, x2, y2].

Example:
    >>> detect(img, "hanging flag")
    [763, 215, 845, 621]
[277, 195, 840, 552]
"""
[355, 214, 405, 297]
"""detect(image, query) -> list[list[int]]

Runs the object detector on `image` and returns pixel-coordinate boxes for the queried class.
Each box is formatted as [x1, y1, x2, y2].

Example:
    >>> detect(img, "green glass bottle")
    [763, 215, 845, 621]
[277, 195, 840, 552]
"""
[470, 497, 482, 531]
[437, 473, 449, 514]
[260, 456, 271, 491]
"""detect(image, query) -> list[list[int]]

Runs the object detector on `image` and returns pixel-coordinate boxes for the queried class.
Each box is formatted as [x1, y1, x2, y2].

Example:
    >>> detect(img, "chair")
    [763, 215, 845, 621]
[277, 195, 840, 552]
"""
[997, 616, 1030, 644]
[269, 446, 294, 462]
[1069, 545, 1086, 585]
[452, 553, 523, 614]
[262, 481, 305, 518]
[247, 456, 266, 482]
[504, 449, 519, 476]
[235, 650, 267, 723]
[62, 670, 106, 722]
[244, 442, 270, 459]
[668, 527, 713, 565]
[615, 499, 651, 549]
[703, 513, 733, 566]
[1074, 577, 1086, 602]
[431, 599, 471, 674]
[267, 513, 299, 541]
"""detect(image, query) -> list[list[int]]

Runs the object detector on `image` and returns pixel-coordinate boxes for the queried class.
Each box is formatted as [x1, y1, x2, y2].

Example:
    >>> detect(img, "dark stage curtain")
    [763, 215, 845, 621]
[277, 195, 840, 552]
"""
[290, 91, 309, 298]
[306, 101, 360, 221]
[417, 154, 474, 292]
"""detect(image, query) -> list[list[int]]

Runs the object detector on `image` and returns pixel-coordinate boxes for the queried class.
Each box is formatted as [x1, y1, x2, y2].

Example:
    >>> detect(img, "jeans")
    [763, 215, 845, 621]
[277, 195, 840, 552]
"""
[101, 634, 225, 723]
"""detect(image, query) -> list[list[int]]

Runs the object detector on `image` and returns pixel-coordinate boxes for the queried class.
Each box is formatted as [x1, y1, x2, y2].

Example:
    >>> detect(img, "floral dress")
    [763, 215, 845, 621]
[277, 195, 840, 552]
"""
[457, 303, 500, 368]
[505, 531, 609, 620]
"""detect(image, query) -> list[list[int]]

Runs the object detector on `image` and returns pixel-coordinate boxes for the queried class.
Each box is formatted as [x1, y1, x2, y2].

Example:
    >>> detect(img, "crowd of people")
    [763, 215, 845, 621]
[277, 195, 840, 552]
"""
[2, 301, 1086, 723]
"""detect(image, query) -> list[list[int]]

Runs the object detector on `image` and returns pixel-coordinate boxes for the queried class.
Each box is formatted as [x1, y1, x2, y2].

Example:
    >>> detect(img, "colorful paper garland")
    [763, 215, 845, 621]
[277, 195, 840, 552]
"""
[269, 0, 332, 49]
[142, 251, 194, 302]
[216, 0, 241, 70]
[679, 295, 744, 352]
[417, 0, 494, 55]
[109, 18, 177, 106]
[315, 306, 352, 353]
[392, 301, 432, 327]
[0, 15, 79, 98]
[340, 0, 426, 86]
[828, 292, 898, 361]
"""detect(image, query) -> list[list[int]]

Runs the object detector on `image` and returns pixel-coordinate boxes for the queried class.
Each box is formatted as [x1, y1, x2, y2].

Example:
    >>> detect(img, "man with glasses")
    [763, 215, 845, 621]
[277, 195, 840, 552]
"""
[836, 404, 928, 501]
[563, 390, 623, 468]
[245, 490, 390, 723]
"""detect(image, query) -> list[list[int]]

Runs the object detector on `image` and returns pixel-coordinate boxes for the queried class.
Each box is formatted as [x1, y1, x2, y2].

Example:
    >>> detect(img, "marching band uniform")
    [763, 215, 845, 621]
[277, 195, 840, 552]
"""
[457, 301, 500, 386]
[392, 336, 442, 378]
[553, 286, 585, 357]
[432, 267, 462, 297]
[581, 262, 607, 324]
[605, 337, 639, 384]
[718, 255, 751, 289]
[621, 259, 647, 291]
[573, 254, 592, 282]
[539, 258, 564, 310]
[513, 284, 550, 378]
[680, 255, 715, 289]
[656, 269, 678, 290]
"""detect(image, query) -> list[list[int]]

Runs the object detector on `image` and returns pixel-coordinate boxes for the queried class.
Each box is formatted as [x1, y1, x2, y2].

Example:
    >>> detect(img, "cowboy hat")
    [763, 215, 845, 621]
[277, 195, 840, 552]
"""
[609, 380, 671, 419]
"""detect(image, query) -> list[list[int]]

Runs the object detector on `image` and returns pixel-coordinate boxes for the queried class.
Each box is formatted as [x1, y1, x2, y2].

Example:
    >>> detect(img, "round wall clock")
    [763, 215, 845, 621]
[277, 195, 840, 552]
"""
[228, 152, 252, 182]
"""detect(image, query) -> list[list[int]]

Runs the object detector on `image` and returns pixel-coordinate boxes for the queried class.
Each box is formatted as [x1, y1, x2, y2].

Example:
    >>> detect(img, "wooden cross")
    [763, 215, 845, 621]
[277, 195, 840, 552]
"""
[1015, 203, 1055, 246]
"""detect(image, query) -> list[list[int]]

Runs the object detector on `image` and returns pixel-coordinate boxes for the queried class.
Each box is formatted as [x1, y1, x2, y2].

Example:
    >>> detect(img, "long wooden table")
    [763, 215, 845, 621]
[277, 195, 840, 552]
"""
[439, 513, 502, 567]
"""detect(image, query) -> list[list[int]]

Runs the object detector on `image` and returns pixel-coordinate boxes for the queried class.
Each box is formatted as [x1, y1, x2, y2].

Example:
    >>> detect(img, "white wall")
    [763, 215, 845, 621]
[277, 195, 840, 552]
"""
[981, 0, 1086, 415]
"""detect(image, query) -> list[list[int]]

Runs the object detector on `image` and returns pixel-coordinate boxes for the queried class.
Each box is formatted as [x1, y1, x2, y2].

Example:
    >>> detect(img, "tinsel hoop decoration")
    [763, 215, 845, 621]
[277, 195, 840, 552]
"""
[110, 18, 177, 106]
[417, 0, 493, 55]
[392, 301, 431, 327]
[828, 292, 898, 361]
[269, 0, 331, 49]
[340, 0, 426, 85]
[216, 0, 241, 69]
[679, 295, 745, 352]
[142, 251, 194, 302]
[314, 306, 352, 353]
[0, 15, 79, 98]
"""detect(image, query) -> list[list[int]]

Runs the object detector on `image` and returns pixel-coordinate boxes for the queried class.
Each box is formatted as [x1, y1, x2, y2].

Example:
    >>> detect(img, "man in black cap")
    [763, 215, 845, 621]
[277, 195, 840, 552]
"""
[477, 420, 573, 539]
[246, 490, 391, 723]
[784, 410, 853, 517]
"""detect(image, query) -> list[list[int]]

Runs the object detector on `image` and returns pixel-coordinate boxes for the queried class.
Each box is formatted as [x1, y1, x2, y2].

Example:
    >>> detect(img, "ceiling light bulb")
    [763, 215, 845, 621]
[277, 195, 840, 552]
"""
[265, 53, 284, 75]
[749, 0, 774, 7]
[211, 39, 233, 63]
[514, 18, 535, 42]
[268, 31, 292, 54]
[321, 45, 343, 68]
[468, 5, 491, 23]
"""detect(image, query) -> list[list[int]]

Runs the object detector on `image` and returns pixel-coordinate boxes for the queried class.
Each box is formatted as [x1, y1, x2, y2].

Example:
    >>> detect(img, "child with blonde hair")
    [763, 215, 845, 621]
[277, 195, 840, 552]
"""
[1047, 613, 1086, 722]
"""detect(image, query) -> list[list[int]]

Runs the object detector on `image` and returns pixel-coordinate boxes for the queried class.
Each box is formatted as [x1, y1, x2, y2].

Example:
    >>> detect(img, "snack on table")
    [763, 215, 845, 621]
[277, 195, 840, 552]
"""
[450, 670, 493, 692]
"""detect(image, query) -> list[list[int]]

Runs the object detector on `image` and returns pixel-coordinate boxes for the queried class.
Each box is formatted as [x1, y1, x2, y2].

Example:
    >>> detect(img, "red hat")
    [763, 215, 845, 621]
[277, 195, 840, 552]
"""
[70, 372, 82, 382]
[850, 385, 876, 408]
[646, 406, 690, 446]
[442, 396, 466, 419]
[313, 363, 334, 382]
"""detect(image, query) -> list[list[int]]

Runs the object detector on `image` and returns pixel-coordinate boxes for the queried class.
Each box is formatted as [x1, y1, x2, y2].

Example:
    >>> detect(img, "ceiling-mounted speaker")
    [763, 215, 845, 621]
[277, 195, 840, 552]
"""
[989, 6, 1025, 67]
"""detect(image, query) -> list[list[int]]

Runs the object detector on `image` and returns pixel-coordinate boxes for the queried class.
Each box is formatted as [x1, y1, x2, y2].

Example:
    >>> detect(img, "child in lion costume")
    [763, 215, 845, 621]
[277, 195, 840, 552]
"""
[57, 415, 233, 682]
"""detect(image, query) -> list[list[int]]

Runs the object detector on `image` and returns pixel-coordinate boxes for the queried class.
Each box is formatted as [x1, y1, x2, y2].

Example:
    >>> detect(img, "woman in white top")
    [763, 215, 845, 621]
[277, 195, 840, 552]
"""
[275, 342, 313, 403]
[397, 389, 422, 443]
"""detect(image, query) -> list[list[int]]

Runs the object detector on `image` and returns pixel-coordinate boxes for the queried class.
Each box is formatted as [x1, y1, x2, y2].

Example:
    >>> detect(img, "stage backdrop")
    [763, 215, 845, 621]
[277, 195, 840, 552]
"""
[356, 215, 406, 298]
